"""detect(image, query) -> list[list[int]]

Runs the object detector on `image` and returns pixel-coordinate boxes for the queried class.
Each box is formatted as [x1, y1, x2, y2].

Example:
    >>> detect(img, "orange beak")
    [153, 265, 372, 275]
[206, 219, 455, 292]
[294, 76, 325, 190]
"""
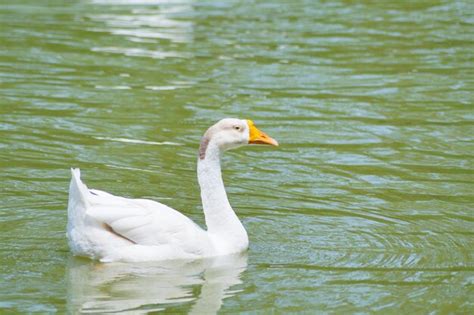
[247, 120, 279, 146]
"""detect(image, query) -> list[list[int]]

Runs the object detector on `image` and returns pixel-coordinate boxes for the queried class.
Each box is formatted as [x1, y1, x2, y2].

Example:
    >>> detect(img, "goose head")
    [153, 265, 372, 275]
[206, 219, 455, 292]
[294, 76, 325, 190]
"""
[199, 118, 278, 159]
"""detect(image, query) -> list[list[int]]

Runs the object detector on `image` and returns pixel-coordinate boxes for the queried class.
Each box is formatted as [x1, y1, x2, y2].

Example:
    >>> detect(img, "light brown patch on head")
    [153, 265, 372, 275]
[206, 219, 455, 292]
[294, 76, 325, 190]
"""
[199, 134, 211, 160]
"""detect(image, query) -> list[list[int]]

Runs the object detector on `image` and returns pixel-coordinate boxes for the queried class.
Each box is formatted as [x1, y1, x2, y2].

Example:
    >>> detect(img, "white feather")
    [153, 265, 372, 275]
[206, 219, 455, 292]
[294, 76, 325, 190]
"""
[67, 118, 277, 262]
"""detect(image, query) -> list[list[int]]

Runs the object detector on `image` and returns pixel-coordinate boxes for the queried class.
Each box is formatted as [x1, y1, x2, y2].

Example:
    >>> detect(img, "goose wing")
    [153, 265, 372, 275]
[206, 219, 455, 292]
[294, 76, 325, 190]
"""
[86, 190, 208, 254]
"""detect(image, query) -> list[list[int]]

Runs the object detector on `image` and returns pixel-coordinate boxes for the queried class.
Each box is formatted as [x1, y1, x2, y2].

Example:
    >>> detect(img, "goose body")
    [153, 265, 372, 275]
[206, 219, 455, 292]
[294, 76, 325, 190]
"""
[67, 118, 278, 262]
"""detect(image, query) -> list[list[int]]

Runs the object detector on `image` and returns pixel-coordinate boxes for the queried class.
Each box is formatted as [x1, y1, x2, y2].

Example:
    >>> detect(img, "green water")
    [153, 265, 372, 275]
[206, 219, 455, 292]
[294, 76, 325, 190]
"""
[1, 0, 473, 313]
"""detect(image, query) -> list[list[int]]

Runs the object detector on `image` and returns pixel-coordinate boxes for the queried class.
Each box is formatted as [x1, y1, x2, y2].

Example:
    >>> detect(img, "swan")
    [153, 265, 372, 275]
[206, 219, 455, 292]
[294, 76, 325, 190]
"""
[67, 118, 278, 262]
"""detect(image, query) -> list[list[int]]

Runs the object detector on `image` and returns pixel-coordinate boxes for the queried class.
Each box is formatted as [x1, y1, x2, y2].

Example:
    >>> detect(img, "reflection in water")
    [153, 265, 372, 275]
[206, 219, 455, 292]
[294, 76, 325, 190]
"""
[66, 253, 247, 314]
[88, 0, 195, 61]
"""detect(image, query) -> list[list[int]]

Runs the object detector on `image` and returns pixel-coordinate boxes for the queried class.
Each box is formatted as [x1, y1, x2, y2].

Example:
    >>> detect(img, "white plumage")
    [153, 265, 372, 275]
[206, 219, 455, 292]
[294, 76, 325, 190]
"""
[67, 118, 278, 262]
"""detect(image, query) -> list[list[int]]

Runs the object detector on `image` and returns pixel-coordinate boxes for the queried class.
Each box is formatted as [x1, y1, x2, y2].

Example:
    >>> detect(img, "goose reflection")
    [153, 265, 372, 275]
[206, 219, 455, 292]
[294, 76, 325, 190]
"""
[66, 253, 247, 314]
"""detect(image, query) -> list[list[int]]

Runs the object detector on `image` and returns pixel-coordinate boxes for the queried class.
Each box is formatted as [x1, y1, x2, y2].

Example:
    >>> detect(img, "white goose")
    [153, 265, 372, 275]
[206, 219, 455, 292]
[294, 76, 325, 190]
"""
[67, 118, 278, 262]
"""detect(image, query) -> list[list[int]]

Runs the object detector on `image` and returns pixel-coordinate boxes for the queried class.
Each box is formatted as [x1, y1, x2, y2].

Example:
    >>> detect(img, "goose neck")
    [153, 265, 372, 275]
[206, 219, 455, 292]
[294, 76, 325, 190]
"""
[197, 142, 247, 246]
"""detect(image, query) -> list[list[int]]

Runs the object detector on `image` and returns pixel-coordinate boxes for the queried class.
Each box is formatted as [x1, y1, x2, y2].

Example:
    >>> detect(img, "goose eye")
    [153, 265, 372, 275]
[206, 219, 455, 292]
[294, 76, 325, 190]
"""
[233, 126, 241, 131]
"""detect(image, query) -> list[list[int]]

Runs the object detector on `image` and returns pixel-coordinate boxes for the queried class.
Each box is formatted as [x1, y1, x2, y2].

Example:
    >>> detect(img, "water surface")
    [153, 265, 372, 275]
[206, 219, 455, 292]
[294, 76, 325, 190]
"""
[1, 0, 473, 313]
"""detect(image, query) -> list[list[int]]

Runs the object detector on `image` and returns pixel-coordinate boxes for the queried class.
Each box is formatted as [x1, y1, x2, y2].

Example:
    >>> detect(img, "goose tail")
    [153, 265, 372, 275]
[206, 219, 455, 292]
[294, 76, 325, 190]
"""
[67, 168, 90, 230]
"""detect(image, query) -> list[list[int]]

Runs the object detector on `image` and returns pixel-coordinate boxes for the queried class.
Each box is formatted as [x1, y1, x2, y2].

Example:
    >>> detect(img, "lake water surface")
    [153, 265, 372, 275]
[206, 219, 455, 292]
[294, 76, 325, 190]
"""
[1, 0, 473, 313]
